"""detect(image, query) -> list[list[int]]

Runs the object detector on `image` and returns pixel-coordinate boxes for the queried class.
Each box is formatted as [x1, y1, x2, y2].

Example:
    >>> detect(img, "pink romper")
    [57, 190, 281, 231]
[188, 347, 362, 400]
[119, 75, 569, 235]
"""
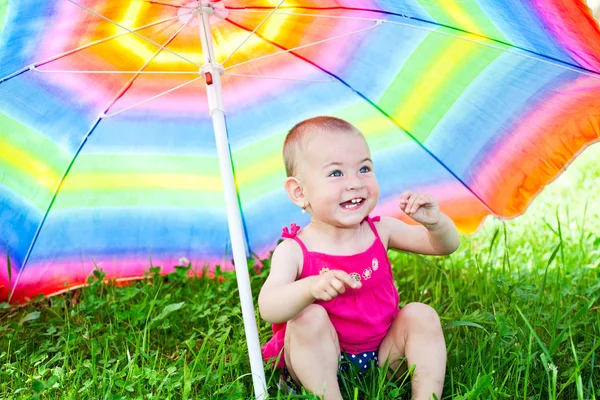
[262, 216, 400, 368]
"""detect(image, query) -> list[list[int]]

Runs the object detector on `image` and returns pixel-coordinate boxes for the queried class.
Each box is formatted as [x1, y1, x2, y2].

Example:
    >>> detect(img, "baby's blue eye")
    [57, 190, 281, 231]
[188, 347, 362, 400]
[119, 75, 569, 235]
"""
[359, 166, 371, 173]
[329, 170, 342, 177]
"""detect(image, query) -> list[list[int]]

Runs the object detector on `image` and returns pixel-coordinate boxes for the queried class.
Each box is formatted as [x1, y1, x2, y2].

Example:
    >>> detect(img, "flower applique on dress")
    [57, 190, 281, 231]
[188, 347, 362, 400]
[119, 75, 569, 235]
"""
[372, 258, 379, 271]
[362, 267, 373, 280]
[319, 267, 330, 275]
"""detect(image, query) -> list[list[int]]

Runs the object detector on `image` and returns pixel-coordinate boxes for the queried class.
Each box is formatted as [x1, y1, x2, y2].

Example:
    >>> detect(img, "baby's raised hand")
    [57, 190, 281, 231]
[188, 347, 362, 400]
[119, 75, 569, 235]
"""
[399, 190, 441, 227]
[309, 270, 362, 301]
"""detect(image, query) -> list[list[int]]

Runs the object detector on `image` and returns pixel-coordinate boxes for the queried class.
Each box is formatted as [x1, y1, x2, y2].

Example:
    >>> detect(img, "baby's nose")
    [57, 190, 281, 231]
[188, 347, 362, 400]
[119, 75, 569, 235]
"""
[346, 176, 365, 190]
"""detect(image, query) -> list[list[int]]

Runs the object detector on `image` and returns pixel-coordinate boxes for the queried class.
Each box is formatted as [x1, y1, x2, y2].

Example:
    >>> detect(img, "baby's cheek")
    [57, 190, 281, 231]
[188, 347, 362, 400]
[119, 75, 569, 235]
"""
[369, 176, 380, 191]
[369, 182, 380, 199]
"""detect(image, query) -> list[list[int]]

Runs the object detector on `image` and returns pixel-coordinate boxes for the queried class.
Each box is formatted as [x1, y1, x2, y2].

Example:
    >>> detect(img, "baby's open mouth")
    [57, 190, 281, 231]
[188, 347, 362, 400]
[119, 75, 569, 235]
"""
[340, 197, 364, 210]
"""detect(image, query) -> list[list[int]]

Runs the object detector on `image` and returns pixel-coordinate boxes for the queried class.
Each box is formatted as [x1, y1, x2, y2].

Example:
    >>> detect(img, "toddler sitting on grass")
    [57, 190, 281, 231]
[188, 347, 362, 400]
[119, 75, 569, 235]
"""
[259, 116, 460, 400]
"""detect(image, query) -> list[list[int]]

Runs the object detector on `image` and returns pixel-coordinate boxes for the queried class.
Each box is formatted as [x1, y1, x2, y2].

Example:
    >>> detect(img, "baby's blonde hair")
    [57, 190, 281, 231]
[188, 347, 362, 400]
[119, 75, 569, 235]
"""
[283, 116, 363, 177]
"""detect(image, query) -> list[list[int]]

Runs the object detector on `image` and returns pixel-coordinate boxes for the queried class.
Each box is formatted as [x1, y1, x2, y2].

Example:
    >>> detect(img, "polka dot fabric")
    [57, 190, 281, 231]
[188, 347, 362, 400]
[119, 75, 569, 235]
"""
[280, 350, 380, 394]
[340, 351, 379, 372]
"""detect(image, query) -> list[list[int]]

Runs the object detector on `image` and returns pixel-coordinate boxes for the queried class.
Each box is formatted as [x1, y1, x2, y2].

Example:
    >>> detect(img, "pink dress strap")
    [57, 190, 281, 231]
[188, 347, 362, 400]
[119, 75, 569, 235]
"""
[281, 223, 309, 257]
[365, 216, 381, 239]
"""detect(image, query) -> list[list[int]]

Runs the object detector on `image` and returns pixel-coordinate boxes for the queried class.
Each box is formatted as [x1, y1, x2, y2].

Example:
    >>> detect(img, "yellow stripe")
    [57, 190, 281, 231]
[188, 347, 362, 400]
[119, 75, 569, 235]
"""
[114, 3, 198, 65]
[393, 39, 477, 129]
[261, 7, 289, 42]
[215, 31, 265, 64]
[0, 142, 59, 189]
[113, 3, 298, 66]
[62, 174, 223, 191]
[442, 0, 481, 34]
[115, 4, 259, 65]
[235, 154, 283, 188]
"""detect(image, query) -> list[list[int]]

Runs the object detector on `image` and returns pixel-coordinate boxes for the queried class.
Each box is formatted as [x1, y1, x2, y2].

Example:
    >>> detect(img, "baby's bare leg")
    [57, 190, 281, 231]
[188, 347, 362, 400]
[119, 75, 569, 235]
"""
[284, 304, 343, 400]
[378, 302, 446, 400]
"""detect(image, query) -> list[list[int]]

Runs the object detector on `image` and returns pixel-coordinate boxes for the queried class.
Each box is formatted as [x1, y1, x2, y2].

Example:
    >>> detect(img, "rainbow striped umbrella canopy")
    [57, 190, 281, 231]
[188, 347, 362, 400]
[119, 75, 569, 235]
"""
[2, 2, 600, 304]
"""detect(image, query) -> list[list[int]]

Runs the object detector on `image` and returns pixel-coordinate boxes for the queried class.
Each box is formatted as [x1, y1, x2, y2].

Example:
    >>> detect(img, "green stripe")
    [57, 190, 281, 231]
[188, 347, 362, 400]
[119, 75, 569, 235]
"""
[0, 113, 70, 171]
[378, 34, 502, 142]
[0, 0, 7, 33]
[52, 189, 225, 209]
[0, 114, 70, 209]
[53, 155, 224, 208]
[233, 133, 285, 203]
[0, 162, 52, 210]
[336, 104, 412, 150]
[72, 154, 221, 175]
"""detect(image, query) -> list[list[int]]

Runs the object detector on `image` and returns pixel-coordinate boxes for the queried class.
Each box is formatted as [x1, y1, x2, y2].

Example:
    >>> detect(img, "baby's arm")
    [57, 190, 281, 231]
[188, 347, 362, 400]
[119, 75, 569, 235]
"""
[379, 191, 460, 255]
[258, 239, 361, 324]
[258, 240, 312, 324]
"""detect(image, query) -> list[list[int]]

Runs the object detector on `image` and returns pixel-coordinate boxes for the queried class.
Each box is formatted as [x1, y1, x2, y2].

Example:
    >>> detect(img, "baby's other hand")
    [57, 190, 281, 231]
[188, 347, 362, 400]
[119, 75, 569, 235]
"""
[399, 190, 441, 227]
[309, 270, 362, 301]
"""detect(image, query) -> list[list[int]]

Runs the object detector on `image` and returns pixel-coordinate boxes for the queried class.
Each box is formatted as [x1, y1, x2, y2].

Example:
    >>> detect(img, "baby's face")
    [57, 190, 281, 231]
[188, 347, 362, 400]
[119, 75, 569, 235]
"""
[296, 130, 379, 227]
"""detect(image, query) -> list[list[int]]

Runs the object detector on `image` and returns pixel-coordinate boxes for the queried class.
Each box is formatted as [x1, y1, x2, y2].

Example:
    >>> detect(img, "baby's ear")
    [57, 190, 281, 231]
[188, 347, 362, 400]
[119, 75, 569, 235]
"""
[284, 177, 305, 207]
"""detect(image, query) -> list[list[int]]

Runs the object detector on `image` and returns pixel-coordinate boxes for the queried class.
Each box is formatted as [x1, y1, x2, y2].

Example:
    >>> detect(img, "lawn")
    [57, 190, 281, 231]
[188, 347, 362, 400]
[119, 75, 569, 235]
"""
[1, 144, 599, 399]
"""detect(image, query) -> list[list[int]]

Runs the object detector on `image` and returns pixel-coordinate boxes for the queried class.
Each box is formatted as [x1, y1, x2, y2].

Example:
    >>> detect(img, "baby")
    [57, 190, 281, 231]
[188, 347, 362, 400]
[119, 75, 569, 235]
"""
[259, 116, 460, 400]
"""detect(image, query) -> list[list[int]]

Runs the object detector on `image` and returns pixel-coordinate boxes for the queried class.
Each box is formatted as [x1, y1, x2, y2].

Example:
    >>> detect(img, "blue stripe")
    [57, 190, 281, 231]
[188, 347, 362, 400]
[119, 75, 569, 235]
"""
[0, 186, 42, 267]
[0, 1, 56, 77]
[83, 112, 218, 156]
[27, 207, 230, 261]
[18, 117, 104, 276]
[339, 23, 429, 103]
[475, 0, 575, 65]
[243, 190, 309, 253]
[0, 75, 99, 152]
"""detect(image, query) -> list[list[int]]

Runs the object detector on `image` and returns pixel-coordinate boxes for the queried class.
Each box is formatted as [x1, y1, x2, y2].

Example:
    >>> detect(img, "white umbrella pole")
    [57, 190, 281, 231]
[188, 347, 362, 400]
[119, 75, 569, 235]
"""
[197, 5, 267, 399]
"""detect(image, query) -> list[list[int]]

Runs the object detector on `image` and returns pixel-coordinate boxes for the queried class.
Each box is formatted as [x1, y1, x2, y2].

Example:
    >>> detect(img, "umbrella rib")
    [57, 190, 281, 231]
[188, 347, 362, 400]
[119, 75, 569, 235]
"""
[223, 72, 334, 83]
[8, 117, 103, 303]
[226, 6, 600, 79]
[33, 69, 199, 75]
[221, 0, 286, 67]
[225, 20, 497, 216]
[67, 0, 201, 68]
[227, 8, 388, 23]
[0, 13, 192, 83]
[8, 15, 196, 300]
[0, 67, 30, 84]
[135, 0, 196, 9]
[223, 22, 382, 72]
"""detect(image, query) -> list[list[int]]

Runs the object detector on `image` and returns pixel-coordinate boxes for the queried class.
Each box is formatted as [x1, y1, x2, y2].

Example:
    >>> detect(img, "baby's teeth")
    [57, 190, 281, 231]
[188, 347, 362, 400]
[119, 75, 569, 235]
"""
[343, 199, 363, 208]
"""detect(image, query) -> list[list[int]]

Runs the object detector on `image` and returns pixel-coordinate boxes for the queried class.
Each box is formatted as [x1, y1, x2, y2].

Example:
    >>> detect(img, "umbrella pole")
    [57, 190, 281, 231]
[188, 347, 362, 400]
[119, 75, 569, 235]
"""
[197, 5, 267, 399]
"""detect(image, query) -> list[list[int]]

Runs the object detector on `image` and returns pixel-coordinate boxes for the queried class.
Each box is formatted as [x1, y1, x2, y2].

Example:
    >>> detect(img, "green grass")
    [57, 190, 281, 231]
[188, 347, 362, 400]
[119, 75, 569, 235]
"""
[1, 144, 599, 399]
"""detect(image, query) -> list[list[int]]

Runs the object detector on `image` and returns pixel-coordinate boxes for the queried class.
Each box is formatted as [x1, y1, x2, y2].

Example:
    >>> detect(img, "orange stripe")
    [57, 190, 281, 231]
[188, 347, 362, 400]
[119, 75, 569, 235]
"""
[473, 76, 600, 216]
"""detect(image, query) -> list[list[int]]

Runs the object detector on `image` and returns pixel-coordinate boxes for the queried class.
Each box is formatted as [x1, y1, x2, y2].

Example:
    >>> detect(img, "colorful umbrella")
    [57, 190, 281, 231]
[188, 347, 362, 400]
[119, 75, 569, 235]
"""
[1, 0, 600, 396]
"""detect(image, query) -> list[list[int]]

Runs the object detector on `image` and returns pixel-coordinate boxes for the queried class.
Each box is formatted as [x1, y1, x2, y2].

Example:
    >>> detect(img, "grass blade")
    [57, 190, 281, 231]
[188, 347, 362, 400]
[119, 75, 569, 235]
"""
[516, 306, 552, 363]
[443, 320, 485, 330]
